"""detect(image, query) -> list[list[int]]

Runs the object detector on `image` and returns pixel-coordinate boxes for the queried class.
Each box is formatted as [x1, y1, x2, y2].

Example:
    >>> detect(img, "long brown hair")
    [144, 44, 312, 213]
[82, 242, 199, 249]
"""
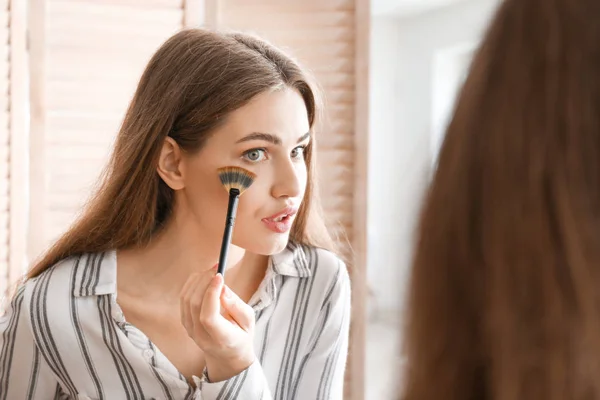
[402, 0, 600, 398]
[26, 28, 335, 279]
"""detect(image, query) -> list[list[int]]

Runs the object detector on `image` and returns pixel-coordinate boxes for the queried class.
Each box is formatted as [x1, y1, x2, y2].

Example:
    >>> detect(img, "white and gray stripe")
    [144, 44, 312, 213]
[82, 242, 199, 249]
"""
[70, 254, 105, 399]
[0, 285, 25, 400]
[98, 295, 144, 399]
[148, 339, 175, 400]
[26, 345, 42, 398]
[275, 247, 320, 399]
[31, 267, 79, 398]
[0, 243, 350, 399]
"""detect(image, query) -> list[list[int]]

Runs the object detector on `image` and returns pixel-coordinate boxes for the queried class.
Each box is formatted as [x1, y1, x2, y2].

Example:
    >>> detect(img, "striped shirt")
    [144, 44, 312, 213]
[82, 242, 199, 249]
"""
[0, 243, 350, 399]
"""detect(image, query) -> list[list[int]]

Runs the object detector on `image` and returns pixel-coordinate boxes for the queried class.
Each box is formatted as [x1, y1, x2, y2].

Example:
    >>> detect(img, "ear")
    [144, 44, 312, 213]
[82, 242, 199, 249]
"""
[157, 137, 185, 190]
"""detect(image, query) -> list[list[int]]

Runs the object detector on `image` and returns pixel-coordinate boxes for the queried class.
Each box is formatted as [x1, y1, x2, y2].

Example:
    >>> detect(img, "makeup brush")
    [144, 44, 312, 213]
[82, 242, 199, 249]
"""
[216, 166, 256, 277]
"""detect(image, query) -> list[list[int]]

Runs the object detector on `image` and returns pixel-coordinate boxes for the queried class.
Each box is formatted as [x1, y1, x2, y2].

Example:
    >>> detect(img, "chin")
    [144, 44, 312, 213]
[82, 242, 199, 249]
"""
[234, 232, 290, 256]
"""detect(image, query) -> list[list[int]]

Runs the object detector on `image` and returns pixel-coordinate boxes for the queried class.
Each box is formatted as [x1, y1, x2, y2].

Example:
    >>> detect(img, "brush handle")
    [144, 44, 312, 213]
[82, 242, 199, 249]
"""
[217, 188, 240, 276]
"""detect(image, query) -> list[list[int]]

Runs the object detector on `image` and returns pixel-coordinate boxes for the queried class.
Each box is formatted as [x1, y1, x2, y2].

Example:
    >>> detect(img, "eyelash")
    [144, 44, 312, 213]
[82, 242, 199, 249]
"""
[242, 145, 307, 164]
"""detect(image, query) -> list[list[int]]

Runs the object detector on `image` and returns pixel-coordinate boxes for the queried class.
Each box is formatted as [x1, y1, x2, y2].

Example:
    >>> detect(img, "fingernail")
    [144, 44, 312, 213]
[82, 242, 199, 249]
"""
[213, 273, 223, 286]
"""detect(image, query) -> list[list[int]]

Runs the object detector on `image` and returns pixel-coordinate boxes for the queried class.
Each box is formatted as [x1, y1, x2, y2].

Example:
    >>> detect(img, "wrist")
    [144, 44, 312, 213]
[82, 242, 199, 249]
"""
[205, 352, 256, 382]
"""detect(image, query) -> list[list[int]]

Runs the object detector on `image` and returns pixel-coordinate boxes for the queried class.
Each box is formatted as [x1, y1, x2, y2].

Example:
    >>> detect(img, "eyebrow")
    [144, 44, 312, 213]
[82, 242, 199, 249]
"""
[236, 132, 310, 145]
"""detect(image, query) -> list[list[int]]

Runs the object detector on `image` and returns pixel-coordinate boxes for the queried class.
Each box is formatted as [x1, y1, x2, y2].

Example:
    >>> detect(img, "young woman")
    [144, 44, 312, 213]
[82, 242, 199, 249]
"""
[401, 0, 600, 399]
[0, 28, 350, 400]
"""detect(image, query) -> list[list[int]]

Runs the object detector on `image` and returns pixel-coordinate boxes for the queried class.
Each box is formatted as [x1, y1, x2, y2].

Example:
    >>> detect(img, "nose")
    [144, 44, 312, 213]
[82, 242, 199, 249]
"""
[271, 158, 302, 200]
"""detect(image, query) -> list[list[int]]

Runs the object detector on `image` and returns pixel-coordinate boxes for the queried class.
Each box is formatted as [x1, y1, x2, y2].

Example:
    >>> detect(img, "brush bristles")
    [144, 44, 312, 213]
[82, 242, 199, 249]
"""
[217, 166, 256, 194]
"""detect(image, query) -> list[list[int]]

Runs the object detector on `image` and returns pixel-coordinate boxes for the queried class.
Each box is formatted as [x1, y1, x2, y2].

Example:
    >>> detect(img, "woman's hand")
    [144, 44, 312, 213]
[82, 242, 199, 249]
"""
[180, 268, 256, 382]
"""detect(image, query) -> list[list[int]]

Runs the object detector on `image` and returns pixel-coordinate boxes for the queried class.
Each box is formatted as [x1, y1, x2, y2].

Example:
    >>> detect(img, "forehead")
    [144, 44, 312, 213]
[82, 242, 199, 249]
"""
[211, 88, 310, 144]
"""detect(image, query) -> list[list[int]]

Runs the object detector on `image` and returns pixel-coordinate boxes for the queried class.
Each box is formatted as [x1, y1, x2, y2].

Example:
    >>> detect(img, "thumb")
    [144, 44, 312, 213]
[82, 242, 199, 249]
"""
[220, 285, 255, 331]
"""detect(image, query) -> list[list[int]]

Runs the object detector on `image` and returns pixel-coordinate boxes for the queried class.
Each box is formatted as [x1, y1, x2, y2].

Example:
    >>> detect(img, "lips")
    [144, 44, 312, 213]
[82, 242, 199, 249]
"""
[262, 206, 298, 233]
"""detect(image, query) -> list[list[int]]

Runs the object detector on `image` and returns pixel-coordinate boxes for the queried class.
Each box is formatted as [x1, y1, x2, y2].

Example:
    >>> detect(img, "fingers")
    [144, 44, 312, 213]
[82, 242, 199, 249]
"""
[180, 267, 256, 357]
[200, 274, 230, 338]
[189, 269, 217, 331]
[220, 285, 255, 332]
[180, 265, 217, 338]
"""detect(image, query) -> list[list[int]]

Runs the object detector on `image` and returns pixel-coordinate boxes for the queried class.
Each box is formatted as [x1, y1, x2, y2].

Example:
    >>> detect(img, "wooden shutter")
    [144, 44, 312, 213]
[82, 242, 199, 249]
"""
[0, 0, 27, 298]
[28, 0, 201, 260]
[208, 1, 369, 398]
[0, 1, 10, 296]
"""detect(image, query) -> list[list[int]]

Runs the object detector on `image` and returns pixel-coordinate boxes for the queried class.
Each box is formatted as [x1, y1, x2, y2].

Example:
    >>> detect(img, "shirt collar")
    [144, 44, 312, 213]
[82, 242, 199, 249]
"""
[73, 241, 311, 298]
[269, 241, 312, 278]
[72, 251, 117, 297]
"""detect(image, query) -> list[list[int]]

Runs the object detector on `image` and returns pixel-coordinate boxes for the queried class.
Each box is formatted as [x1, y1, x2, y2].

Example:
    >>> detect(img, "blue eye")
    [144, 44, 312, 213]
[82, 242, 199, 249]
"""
[242, 148, 267, 163]
[291, 145, 306, 159]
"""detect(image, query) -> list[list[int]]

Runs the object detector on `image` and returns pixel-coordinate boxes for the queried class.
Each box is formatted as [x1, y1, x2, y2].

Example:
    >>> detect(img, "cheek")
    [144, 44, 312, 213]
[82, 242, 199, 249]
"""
[298, 164, 308, 196]
[235, 179, 269, 219]
[185, 172, 230, 223]
[215, 162, 309, 224]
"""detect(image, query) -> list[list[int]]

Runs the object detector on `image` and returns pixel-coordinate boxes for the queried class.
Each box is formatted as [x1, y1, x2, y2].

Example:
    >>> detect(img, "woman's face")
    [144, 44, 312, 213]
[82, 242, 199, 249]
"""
[176, 87, 310, 256]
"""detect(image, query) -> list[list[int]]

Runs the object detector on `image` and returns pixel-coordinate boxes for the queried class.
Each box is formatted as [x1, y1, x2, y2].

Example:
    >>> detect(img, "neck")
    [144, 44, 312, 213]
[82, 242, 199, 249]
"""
[116, 211, 266, 301]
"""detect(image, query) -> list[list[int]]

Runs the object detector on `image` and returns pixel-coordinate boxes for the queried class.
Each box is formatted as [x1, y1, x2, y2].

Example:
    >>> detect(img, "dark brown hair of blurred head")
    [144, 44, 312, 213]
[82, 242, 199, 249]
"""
[401, 0, 600, 399]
